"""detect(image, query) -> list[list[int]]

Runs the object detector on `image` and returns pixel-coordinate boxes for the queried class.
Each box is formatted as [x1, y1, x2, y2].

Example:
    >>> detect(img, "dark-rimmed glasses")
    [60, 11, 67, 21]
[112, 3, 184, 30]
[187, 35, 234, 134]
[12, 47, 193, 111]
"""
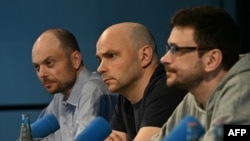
[166, 45, 209, 56]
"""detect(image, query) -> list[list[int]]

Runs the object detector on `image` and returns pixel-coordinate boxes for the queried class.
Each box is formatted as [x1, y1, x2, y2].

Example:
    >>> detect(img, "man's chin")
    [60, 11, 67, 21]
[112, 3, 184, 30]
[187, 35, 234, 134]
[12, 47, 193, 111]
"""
[166, 80, 176, 87]
[46, 89, 59, 94]
[107, 86, 118, 93]
[108, 88, 117, 93]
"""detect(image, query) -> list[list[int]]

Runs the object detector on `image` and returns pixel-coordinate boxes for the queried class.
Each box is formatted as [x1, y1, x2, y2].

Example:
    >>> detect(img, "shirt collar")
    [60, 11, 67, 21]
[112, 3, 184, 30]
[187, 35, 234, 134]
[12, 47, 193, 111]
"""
[64, 67, 91, 107]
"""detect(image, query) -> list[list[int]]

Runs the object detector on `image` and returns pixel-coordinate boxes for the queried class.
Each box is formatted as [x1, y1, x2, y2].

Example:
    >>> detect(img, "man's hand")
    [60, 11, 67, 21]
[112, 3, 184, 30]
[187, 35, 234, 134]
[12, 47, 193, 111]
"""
[104, 130, 128, 141]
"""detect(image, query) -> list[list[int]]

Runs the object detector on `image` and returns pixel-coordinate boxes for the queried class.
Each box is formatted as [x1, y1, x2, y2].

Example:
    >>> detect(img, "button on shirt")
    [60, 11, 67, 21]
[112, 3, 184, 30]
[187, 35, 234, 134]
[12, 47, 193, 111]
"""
[37, 67, 116, 141]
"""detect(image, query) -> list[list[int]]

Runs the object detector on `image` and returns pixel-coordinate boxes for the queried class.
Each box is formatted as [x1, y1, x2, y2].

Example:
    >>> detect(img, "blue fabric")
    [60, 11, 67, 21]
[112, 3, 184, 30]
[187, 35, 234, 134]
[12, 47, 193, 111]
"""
[36, 67, 117, 141]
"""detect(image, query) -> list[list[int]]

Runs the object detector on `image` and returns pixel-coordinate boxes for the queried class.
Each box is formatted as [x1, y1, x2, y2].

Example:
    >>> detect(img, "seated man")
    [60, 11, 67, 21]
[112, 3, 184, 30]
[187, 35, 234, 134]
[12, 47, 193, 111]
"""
[31, 28, 116, 141]
[151, 6, 250, 141]
[96, 22, 187, 141]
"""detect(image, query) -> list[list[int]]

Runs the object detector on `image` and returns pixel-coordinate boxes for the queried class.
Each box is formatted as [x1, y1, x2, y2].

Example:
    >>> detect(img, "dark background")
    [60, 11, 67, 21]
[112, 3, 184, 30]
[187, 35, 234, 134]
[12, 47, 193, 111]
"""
[0, 0, 249, 140]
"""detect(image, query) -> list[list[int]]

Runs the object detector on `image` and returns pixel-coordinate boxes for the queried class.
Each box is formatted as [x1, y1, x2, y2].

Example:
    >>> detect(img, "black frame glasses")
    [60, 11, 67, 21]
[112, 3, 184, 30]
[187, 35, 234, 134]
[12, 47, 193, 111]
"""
[166, 45, 209, 56]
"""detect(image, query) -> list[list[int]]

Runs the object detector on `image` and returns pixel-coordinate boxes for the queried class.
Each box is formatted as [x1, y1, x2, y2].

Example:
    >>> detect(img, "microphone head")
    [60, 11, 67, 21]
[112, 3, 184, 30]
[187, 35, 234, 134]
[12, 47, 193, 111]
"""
[74, 116, 112, 141]
[31, 113, 60, 138]
[164, 115, 205, 141]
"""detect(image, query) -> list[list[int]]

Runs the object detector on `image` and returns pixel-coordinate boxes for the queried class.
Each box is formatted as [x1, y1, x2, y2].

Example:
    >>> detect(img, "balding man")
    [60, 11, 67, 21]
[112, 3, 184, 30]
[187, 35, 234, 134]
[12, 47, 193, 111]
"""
[32, 28, 116, 141]
[96, 22, 187, 141]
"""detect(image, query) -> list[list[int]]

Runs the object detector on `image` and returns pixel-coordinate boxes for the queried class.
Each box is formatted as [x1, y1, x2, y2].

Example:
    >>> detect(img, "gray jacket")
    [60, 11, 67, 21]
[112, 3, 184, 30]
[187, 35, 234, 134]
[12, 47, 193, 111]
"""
[151, 52, 250, 141]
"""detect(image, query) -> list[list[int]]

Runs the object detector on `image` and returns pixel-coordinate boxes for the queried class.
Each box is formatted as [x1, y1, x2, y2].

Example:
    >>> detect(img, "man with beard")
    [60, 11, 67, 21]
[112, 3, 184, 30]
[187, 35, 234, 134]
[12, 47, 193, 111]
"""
[32, 28, 116, 141]
[151, 6, 250, 141]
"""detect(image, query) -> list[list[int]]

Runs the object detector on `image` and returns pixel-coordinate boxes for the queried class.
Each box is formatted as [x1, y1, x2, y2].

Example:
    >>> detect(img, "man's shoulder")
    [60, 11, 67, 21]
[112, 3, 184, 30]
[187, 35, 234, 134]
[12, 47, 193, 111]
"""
[89, 71, 103, 80]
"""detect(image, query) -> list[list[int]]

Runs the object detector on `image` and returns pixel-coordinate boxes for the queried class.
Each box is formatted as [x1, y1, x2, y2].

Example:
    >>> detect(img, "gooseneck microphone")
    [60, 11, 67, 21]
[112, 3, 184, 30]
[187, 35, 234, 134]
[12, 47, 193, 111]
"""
[74, 116, 112, 141]
[163, 115, 205, 141]
[31, 113, 60, 138]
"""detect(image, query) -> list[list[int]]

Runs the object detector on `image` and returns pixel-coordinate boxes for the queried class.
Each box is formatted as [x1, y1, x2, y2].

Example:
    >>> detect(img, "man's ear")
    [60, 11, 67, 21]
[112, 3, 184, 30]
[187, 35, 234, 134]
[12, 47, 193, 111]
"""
[140, 45, 153, 68]
[71, 51, 82, 69]
[203, 49, 222, 72]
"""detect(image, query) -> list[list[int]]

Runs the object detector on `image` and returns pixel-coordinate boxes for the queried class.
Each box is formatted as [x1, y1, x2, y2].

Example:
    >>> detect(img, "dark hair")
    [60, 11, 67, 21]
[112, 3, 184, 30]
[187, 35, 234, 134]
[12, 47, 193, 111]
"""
[170, 5, 240, 70]
[45, 28, 81, 56]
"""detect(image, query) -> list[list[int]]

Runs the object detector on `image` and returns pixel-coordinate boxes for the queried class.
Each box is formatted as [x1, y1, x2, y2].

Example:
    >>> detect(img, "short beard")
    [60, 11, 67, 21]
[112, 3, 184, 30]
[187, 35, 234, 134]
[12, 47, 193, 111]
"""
[169, 61, 205, 90]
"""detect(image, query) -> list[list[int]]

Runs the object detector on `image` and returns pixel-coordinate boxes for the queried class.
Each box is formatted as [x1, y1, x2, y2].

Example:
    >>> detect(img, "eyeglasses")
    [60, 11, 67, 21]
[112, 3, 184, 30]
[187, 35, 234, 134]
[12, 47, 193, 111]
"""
[166, 45, 209, 56]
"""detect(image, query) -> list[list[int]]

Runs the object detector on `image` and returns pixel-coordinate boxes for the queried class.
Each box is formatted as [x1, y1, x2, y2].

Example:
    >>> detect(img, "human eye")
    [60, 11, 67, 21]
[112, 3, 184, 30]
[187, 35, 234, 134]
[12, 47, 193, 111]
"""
[33, 64, 40, 72]
[46, 59, 55, 67]
[165, 45, 170, 52]
[172, 45, 179, 52]
[107, 53, 115, 58]
[96, 56, 101, 63]
[168, 45, 178, 54]
[105, 52, 116, 60]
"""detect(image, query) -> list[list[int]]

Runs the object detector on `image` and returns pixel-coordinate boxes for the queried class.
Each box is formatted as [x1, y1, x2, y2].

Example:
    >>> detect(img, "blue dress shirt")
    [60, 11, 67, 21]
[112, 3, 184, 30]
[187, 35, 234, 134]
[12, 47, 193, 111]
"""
[37, 67, 117, 141]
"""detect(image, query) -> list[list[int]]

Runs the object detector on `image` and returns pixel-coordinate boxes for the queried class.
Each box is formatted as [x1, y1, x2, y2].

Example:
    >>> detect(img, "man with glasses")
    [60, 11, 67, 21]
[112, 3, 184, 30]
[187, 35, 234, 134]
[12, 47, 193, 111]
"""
[151, 6, 250, 141]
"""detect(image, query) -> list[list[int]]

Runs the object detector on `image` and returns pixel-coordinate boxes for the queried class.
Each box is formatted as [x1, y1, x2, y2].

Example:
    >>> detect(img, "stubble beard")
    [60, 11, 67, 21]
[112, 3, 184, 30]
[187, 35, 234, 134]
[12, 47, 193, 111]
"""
[167, 64, 204, 90]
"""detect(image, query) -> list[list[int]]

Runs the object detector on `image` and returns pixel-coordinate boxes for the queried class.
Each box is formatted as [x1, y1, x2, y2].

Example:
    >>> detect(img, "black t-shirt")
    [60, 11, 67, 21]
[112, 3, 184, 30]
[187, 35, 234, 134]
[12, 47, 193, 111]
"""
[110, 64, 187, 139]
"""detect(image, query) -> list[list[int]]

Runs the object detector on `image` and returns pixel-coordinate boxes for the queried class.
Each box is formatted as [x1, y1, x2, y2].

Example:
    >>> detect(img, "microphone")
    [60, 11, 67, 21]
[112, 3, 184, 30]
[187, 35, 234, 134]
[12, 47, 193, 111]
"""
[163, 115, 205, 141]
[74, 116, 112, 141]
[31, 113, 60, 138]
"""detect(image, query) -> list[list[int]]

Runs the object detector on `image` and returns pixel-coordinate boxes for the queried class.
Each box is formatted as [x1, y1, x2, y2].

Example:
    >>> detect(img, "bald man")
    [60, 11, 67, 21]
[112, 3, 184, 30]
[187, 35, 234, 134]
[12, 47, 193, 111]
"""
[96, 22, 187, 141]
